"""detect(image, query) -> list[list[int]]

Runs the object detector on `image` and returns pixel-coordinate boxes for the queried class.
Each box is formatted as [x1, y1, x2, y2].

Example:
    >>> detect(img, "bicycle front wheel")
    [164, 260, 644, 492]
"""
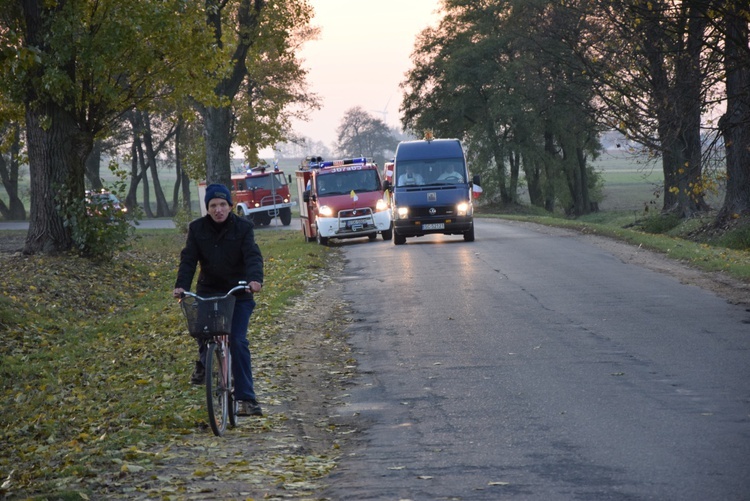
[205, 342, 229, 436]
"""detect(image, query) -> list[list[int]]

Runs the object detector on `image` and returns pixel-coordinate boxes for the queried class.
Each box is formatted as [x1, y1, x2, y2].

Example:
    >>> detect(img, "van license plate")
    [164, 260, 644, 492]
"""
[422, 223, 444, 230]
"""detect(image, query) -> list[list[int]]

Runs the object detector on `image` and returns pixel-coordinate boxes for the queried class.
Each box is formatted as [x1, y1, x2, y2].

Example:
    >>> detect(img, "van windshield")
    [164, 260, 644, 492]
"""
[396, 159, 466, 187]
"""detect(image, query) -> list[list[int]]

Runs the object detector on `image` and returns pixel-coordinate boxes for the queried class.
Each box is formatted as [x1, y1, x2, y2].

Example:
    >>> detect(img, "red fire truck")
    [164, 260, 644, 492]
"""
[199, 165, 294, 226]
[296, 156, 392, 245]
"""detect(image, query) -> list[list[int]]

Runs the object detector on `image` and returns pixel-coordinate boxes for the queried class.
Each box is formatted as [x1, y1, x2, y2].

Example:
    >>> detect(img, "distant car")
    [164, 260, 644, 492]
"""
[85, 191, 127, 219]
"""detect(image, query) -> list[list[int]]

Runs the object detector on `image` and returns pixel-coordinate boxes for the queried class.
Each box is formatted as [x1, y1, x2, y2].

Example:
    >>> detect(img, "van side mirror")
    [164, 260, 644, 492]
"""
[472, 174, 481, 187]
[383, 180, 391, 191]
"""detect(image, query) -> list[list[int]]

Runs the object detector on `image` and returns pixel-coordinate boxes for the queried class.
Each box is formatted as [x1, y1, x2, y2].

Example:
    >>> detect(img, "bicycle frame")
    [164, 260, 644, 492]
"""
[179, 283, 247, 436]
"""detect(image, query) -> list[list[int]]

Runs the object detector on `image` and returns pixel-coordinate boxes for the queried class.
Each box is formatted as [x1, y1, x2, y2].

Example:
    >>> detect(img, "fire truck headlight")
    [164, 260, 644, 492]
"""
[376, 199, 388, 211]
[319, 205, 334, 217]
[456, 202, 470, 216]
[396, 206, 409, 219]
[254, 203, 260, 208]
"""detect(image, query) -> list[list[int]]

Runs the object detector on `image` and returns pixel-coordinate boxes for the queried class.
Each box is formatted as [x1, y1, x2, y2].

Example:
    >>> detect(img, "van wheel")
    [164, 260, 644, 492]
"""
[463, 225, 475, 242]
[381, 228, 393, 241]
[394, 232, 406, 245]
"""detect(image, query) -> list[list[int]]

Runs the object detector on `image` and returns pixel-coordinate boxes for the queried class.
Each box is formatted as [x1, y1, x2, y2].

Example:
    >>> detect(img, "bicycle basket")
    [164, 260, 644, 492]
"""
[180, 294, 236, 338]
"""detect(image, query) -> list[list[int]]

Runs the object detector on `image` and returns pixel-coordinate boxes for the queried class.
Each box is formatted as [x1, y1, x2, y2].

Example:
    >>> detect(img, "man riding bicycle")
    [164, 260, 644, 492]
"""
[173, 183, 264, 417]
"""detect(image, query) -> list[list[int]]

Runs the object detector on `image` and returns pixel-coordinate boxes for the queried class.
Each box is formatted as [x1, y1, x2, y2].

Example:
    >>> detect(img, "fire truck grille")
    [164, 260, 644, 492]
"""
[339, 208, 373, 218]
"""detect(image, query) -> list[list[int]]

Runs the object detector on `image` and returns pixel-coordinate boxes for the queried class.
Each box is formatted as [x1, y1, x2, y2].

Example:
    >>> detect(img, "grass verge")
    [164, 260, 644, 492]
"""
[0, 229, 335, 499]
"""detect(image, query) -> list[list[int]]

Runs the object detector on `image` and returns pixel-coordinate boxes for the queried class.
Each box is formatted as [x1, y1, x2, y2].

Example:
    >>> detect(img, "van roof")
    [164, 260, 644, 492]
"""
[395, 138, 463, 161]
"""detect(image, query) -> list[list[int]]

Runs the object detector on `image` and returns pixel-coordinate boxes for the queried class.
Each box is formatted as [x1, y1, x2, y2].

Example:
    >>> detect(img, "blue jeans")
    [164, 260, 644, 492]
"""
[197, 297, 257, 402]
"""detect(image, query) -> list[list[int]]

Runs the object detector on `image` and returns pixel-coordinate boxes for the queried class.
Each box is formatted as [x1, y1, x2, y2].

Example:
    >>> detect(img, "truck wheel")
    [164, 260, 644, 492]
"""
[237, 207, 251, 221]
[463, 225, 475, 242]
[280, 208, 292, 226]
[368, 233, 377, 241]
[394, 232, 406, 245]
[381, 228, 393, 241]
[316, 227, 329, 246]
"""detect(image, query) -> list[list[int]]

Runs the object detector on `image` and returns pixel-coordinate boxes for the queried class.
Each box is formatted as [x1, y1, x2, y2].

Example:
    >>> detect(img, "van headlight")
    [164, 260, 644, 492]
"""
[456, 202, 470, 216]
[319, 205, 334, 217]
[396, 206, 409, 219]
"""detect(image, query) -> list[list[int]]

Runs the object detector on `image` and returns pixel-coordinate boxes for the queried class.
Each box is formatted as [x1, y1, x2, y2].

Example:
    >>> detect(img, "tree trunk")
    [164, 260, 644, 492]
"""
[85, 141, 104, 191]
[0, 123, 27, 220]
[174, 120, 194, 214]
[524, 154, 544, 208]
[717, 1, 750, 223]
[203, 105, 234, 187]
[201, 0, 263, 186]
[485, 120, 509, 204]
[577, 146, 593, 213]
[508, 148, 520, 205]
[643, 2, 708, 217]
[24, 101, 92, 254]
[139, 111, 171, 217]
[543, 131, 557, 212]
[137, 141, 154, 218]
[125, 135, 142, 212]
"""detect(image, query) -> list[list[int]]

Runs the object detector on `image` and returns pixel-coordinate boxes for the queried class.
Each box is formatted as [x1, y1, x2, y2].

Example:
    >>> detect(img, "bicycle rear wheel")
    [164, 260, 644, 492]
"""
[227, 343, 237, 427]
[205, 342, 229, 436]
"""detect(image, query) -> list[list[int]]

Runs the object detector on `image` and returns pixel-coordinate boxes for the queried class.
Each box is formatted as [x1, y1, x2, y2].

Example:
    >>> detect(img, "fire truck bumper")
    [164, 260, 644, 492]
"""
[317, 211, 391, 239]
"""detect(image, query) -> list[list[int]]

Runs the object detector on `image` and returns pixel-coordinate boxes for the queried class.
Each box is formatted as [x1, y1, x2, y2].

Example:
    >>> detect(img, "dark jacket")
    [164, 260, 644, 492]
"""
[175, 213, 263, 298]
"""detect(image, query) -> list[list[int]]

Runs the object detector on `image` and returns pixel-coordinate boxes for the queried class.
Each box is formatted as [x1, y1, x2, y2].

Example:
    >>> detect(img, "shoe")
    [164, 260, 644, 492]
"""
[237, 400, 263, 416]
[190, 361, 205, 385]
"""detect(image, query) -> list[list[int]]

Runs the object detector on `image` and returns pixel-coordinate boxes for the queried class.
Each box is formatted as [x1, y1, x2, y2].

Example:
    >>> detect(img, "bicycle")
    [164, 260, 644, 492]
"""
[178, 282, 248, 436]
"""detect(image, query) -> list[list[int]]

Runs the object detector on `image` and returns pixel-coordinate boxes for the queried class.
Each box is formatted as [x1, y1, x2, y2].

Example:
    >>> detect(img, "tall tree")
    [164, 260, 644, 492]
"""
[716, 1, 750, 224]
[199, 0, 317, 187]
[401, 0, 602, 214]
[336, 107, 398, 167]
[0, 0, 218, 254]
[566, 0, 723, 217]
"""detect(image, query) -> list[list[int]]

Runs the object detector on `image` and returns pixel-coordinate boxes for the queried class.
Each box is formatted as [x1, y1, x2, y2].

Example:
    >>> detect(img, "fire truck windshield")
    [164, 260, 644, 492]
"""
[244, 173, 287, 191]
[317, 170, 379, 196]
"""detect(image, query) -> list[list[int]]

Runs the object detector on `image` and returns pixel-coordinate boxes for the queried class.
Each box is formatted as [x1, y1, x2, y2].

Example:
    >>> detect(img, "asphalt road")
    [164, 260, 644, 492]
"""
[322, 218, 750, 501]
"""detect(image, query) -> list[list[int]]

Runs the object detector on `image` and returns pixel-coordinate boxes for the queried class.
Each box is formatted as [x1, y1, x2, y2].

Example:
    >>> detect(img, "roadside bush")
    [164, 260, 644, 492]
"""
[172, 205, 195, 234]
[715, 224, 750, 251]
[55, 194, 134, 261]
[639, 213, 682, 234]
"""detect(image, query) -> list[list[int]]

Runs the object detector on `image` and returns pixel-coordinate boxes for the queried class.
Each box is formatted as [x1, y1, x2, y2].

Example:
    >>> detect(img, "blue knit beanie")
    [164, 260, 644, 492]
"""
[204, 183, 232, 208]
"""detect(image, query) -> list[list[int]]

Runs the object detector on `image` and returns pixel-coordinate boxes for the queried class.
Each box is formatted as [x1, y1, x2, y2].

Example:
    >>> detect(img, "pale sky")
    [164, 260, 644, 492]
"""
[291, 0, 442, 149]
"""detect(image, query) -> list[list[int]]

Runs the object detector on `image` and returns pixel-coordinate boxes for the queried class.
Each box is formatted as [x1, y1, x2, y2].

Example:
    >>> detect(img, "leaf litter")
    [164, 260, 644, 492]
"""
[0, 232, 360, 499]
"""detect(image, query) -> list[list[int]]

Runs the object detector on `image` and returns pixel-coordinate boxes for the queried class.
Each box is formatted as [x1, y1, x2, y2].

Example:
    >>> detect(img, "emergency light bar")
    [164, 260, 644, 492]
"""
[246, 165, 267, 175]
[320, 157, 368, 168]
[301, 156, 324, 170]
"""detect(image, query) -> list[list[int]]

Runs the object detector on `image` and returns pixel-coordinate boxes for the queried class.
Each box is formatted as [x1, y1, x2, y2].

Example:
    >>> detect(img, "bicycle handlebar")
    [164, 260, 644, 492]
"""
[179, 282, 250, 301]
